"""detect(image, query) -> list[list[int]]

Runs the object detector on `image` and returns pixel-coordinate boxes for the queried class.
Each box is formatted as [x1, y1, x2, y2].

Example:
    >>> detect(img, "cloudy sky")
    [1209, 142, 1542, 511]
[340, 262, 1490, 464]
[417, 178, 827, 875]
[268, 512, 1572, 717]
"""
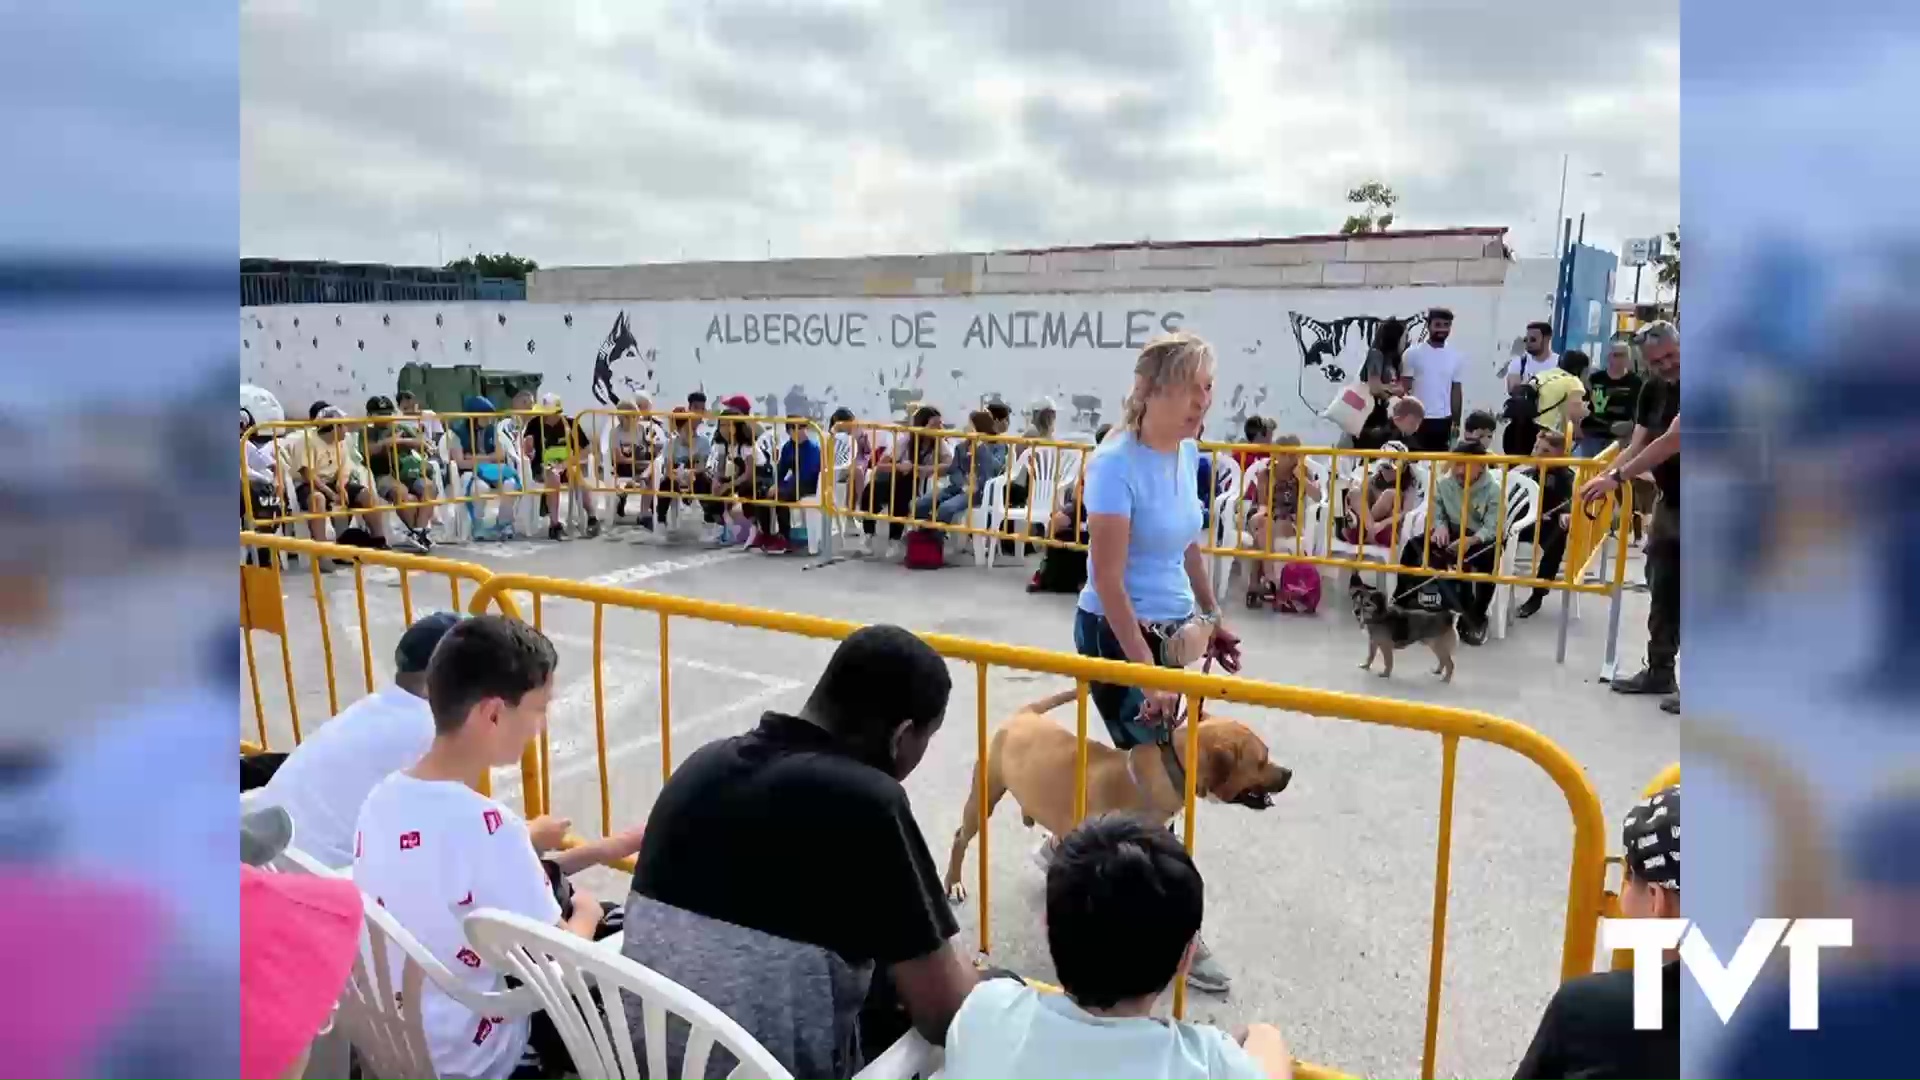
[242, 0, 1677, 271]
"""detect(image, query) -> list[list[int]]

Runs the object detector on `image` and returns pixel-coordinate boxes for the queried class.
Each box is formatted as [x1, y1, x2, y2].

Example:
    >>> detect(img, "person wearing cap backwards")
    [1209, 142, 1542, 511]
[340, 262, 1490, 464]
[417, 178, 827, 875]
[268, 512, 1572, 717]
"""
[1514, 784, 1679, 1079]
[364, 394, 438, 551]
[521, 392, 601, 540]
[252, 612, 462, 869]
[241, 805, 364, 1080]
[628, 626, 979, 1070]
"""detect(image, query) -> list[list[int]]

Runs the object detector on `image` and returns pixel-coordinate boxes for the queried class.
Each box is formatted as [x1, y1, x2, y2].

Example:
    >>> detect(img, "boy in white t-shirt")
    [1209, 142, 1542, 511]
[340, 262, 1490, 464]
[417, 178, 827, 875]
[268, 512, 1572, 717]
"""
[943, 814, 1294, 1079]
[353, 614, 601, 1080]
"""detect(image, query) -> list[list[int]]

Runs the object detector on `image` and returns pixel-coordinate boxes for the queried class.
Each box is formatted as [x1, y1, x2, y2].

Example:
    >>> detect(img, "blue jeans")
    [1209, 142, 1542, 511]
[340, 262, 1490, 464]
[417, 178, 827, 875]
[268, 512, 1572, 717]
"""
[1072, 607, 1190, 749]
[912, 486, 974, 525]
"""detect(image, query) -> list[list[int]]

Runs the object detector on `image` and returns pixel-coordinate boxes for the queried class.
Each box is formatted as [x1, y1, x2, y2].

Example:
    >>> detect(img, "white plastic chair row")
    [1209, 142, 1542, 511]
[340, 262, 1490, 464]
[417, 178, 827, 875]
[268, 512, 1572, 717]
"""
[464, 909, 942, 1080]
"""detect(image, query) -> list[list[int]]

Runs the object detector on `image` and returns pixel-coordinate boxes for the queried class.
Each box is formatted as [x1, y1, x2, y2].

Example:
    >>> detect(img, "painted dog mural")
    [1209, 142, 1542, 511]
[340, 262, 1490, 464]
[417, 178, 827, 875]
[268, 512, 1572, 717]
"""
[1286, 310, 1429, 414]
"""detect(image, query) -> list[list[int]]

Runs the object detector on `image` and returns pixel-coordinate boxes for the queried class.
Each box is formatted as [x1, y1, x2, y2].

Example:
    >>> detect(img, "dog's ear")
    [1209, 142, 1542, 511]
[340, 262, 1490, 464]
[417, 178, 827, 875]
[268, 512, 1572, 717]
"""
[1349, 571, 1366, 591]
[1201, 738, 1241, 799]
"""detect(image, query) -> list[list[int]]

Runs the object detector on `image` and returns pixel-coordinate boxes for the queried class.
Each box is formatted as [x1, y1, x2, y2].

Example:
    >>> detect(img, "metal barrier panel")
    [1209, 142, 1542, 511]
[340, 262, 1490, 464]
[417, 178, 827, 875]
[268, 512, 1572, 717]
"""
[244, 409, 579, 537]
[237, 533, 532, 800]
[836, 421, 1092, 553]
[572, 408, 836, 546]
[462, 570, 1610, 1080]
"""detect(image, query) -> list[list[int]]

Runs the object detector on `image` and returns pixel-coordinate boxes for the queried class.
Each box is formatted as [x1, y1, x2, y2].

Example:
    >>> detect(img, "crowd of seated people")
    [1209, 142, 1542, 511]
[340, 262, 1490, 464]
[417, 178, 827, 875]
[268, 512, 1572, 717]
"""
[241, 381, 1646, 628]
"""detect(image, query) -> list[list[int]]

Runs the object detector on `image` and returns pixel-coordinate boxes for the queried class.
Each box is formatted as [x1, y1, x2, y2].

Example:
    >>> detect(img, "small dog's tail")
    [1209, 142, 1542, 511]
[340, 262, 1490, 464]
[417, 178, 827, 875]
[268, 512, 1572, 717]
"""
[1021, 688, 1080, 715]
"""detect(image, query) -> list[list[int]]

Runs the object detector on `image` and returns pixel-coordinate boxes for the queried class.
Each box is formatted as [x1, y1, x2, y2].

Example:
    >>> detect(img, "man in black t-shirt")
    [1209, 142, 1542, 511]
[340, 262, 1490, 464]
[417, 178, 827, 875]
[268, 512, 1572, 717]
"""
[1579, 321, 1681, 714]
[1516, 784, 1681, 1079]
[1580, 341, 1644, 457]
[522, 394, 601, 541]
[629, 625, 978, 1060]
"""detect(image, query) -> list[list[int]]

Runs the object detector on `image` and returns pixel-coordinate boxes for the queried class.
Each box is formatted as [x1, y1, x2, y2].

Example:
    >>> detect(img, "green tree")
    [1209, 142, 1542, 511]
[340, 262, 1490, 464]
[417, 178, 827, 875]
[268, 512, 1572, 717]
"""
[1339, 181, 1399, 235]
[1654, 227, 1680, 318]
[445, 252, 540, 280]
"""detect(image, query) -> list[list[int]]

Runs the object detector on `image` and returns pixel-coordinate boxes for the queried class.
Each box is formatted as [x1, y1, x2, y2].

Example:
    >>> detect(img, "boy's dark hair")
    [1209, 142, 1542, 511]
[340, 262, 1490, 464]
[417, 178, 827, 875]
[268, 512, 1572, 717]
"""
[1464, 409, 1498, 434]
[1426, 307, 1454, 323]
[830, 406, 855, 426]
[425, 615, 558, 735]
[396, 389, 417, 405]
[1527, 320, 1553, 338]
[1047, 814, 1203, 1009]
[805, 625, 950, 738]
[1242, 415, 1270, 441]
[986, 401, 1012, 423]
[1559, 349, 1591, 378]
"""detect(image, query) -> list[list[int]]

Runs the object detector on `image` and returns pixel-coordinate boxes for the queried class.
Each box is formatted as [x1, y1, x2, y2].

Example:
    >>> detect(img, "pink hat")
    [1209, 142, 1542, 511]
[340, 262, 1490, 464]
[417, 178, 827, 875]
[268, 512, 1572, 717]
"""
[241, 866, 364, 1079]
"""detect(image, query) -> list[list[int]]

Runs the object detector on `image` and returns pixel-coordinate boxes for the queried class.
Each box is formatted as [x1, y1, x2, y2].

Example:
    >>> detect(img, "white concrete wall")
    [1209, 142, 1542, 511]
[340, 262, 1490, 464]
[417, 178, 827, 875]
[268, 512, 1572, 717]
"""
[242, 283, 1520, 443]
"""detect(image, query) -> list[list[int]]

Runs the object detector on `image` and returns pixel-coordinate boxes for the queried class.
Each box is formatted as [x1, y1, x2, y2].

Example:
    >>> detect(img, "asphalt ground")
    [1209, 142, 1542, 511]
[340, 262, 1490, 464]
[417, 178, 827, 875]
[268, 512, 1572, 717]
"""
[242, 519, 1673, 1079]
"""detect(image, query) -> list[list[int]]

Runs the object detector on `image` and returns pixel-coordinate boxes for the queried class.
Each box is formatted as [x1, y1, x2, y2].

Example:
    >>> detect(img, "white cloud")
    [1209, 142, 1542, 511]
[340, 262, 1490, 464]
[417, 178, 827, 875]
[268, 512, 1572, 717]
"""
[241, 0, 1677, 267]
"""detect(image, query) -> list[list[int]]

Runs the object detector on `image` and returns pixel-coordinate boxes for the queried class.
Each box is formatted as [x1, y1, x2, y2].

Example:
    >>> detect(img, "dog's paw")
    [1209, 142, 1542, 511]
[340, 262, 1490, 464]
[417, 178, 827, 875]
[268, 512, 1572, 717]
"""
[946, 882, 969, 905]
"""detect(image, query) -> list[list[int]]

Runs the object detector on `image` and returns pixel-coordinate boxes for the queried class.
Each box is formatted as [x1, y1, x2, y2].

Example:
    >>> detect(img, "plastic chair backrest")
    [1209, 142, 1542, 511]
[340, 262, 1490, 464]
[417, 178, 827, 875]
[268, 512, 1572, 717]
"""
[1025, 446, 1061, 511]
[1502, 473, 1540, 537]
[1215, 454, 1243, 498]
[464, 908, 793, 1080]
[832, 432, 855, 471]
[338, 896, 535, 1080]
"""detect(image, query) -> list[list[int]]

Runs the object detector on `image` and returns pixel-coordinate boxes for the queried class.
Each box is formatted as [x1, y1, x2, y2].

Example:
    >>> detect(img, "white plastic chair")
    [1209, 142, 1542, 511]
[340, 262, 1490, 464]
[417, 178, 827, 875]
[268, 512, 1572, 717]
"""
[337, 895, 538, 1080]
[1000, 447, 1060, 551]
[463, 909, 938, 1080]
[967, 474, 1011, 566]
[1489, 472, 1541, 639]
[828, 431, 858, 541]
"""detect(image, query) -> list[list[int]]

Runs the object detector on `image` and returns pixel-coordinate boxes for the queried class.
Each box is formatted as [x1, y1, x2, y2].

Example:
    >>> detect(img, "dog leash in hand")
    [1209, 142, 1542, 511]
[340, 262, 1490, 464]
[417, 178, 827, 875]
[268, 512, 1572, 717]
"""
[1145, 650, 1221, 798]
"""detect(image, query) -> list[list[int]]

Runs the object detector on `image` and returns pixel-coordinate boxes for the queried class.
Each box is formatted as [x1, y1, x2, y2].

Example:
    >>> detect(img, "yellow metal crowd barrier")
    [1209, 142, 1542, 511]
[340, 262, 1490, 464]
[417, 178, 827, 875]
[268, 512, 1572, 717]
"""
[453, 568, 1606, 1080]
[244, 410, 595, 536]
[238, 532, 536, 800]
[573, 407, 835, 535]
[836, 419, 1094, 552]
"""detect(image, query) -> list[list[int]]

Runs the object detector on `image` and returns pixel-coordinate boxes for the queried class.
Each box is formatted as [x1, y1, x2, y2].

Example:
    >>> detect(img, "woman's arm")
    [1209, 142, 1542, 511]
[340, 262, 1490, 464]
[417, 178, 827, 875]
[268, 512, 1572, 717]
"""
[1086, 514, 1157, 665]
[1183, 540, 1220, 617]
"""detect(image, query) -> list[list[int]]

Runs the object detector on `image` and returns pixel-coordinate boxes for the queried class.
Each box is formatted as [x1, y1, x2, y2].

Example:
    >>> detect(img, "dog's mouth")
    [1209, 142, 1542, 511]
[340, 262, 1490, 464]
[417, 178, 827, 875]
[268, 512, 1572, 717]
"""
[1229, 789, 1275, 810]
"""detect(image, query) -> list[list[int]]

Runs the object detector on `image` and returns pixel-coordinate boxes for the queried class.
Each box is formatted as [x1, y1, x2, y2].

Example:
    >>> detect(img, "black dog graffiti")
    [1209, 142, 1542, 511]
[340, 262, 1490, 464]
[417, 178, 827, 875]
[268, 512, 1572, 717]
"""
[592, 311, 640, 406]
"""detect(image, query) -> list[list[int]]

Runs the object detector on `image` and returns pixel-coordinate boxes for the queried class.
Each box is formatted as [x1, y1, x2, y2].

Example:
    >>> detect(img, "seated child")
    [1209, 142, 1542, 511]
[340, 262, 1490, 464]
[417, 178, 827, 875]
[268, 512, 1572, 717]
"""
[943, 813, 1294, 1079]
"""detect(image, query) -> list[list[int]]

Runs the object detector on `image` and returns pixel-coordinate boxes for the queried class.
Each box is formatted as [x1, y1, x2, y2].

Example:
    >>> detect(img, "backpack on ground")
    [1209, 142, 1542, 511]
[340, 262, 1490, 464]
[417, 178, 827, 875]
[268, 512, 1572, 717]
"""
[1273, 562, 1323, 614]
[904, 528, 945, 570]
[1030, 542, 1089, 593]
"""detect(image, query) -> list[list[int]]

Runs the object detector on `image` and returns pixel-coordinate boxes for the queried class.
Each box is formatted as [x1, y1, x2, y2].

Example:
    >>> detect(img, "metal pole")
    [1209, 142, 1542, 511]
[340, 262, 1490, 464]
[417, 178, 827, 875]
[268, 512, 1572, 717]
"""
[1601, 584, 1625, 682]
[1555, 584, 1573, 664]
[1633, 264, 1644, 307]
[1553, 153, 1568, 256]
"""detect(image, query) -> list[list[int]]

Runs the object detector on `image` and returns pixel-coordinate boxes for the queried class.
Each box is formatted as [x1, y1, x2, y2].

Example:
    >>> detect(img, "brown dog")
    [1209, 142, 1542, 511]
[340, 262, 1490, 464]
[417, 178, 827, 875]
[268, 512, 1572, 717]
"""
[943, 689, 1293, 903]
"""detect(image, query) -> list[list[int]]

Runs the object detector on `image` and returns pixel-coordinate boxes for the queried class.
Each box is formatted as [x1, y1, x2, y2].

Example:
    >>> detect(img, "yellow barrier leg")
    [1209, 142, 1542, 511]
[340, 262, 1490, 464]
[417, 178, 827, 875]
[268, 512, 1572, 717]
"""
[658, 612, 673, 786]
[1072, 682, 1089, 825]
[976, 660, 991, 958]
[353, 561, 375, 694]
[593, 603, 611, 838]
[310, 557, 339, 718]
[1421, 734, 1460, 1080]
[398, 566, 415, 625]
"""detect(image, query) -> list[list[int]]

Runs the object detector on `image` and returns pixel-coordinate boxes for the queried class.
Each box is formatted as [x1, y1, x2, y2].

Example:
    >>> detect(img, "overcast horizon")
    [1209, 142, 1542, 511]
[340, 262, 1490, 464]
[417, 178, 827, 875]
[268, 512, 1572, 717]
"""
[242, 0, 1678, 276]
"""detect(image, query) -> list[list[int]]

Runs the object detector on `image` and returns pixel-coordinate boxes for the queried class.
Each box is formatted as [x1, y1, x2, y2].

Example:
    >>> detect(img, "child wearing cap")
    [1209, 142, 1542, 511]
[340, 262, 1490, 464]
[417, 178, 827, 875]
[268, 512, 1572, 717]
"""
[364, 394, 438, 551]
[944, 814, 1294, 1078]
[1516, 784, 1679, 1079]
[254, 612, 462, 868]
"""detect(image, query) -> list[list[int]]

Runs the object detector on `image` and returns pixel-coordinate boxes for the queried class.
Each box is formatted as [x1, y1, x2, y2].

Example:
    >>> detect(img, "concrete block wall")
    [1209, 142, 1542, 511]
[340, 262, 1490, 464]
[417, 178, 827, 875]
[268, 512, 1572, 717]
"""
[529, 228, 1510, 302]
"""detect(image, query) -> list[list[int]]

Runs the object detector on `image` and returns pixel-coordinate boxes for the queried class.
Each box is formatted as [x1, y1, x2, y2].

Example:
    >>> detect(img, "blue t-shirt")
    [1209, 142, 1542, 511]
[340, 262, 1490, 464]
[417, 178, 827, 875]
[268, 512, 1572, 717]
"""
[1077, 433, 1203, 623]
[944, 979, 1263, 1079]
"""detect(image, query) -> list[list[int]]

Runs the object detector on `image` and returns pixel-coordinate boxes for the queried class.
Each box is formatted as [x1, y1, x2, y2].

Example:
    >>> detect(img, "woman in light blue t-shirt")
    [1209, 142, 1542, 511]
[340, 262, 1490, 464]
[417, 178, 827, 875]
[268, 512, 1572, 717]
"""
[1072, 332, 1243, 992]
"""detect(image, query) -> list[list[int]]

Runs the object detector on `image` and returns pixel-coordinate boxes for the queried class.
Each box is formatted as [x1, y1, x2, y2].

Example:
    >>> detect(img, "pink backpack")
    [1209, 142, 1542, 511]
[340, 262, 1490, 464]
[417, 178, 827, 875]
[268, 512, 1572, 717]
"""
[1274, 562, 1322, 614]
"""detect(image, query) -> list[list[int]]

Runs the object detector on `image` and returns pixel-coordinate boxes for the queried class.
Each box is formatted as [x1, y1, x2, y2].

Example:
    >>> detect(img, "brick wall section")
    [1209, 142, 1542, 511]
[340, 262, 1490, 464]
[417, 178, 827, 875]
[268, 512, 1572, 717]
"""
[528, 228, 1510, 302]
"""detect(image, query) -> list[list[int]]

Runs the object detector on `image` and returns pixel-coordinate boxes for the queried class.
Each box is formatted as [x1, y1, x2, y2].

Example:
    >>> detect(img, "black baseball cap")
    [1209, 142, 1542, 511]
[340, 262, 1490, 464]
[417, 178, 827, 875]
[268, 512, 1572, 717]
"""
[366, 395, 395, 415]
[395, 612, 463, 674]
[1622, 783, 1680, 889]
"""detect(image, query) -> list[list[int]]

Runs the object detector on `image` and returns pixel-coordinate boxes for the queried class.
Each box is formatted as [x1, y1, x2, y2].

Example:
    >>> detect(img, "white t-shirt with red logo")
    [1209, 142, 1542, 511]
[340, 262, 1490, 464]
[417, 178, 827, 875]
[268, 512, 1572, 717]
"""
[353, 773, 560, 1080]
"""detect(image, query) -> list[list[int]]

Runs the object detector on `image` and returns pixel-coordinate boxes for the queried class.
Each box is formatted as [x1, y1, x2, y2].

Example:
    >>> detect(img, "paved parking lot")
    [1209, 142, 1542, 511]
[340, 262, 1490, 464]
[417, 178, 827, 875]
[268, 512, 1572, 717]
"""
[243, 523, 1674, 1079]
